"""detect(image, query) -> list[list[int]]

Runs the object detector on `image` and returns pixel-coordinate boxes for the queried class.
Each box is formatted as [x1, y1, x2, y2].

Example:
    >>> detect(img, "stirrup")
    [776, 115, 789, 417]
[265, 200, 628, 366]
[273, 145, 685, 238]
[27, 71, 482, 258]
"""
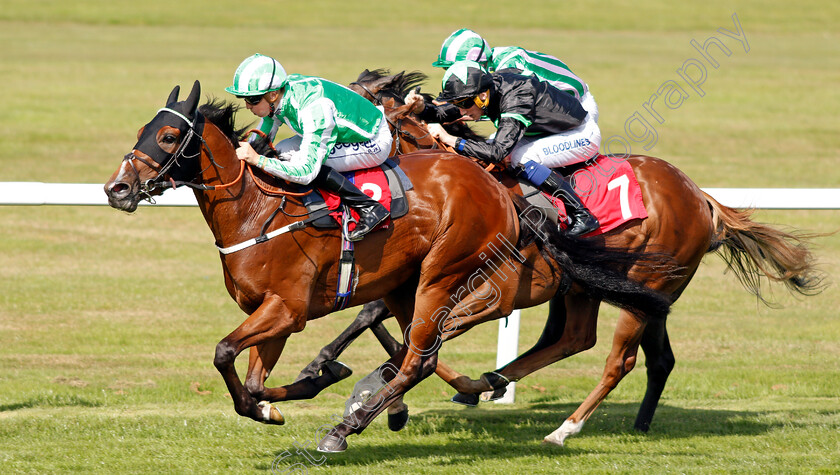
[340, 205, 356, 241]
[346, 206, 389, 242]
[565, 212, 600, 237]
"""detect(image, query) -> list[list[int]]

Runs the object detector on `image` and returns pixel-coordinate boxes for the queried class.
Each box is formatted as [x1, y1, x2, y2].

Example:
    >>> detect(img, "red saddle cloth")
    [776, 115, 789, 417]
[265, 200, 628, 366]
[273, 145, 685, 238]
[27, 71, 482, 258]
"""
[547, 155, 647, 236]
[319, 167, 392, 231]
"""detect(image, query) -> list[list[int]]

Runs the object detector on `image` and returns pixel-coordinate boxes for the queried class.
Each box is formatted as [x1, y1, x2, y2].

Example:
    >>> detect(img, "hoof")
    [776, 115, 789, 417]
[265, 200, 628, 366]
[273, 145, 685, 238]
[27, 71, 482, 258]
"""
[543, 419, 584, 447]
[323, 360, 353, 381]
[317, 433, 348, 453]
[633, 417, 651, 432]
[481, 371, 510, 389]
[257, 401, 285, 425]
[387, 408, 410, 432]
[450, 392, 479, 406]
[480, 387, 507, 402]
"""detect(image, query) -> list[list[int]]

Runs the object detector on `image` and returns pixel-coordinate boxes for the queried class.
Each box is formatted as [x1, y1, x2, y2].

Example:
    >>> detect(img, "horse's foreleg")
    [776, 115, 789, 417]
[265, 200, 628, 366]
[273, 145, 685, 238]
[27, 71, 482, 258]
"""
[498, 293, 600, 382]
[318, 343, 439, 453]
[360, 317, 413, 431]
[318, 287, 446, 453]
[544, 308, 646, 446]
[244, 338, 286, 399]
[214, 295, 304, 424]
[370, 321, 402, 356]
[296, 299, 393, 381]
[242, 338, 352, 403]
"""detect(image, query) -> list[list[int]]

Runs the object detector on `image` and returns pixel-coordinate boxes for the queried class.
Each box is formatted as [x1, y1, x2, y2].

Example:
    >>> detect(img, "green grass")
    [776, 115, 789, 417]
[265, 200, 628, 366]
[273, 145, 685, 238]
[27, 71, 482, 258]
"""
[1, 1, 839, 473]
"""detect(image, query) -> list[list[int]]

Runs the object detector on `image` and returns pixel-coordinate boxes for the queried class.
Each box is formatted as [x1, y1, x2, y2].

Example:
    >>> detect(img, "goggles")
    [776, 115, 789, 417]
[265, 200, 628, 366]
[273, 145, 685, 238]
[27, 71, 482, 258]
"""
[449, 96, 476, 108]
[239, 94, 265, 105]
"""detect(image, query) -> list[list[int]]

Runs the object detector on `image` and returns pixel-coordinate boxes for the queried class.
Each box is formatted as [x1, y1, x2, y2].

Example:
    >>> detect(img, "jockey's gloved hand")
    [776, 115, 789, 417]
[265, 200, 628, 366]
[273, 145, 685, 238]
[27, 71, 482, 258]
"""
[404, 87, 425, 115]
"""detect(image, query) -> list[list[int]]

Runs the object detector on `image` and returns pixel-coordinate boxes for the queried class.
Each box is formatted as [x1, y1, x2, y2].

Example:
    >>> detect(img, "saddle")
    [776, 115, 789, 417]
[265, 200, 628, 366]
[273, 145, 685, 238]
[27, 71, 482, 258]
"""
[514, 155, 648, 236]
[302, 158, 412, 229]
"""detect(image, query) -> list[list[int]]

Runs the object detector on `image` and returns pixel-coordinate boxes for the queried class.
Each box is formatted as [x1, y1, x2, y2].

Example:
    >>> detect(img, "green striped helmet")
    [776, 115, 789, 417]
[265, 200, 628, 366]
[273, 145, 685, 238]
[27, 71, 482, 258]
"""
[225, 53, 287, 96]
[432, 29, 491, 69]
[436, 60, 492, 102]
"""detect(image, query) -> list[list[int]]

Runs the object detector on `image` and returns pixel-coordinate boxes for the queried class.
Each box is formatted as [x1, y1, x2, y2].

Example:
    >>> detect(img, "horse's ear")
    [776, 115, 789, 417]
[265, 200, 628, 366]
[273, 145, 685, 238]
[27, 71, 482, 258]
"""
[166, 85, 181, 106]
[371, 72, 402, 91]
[184, 80, 201, 117]
[356, 69, 371, 81]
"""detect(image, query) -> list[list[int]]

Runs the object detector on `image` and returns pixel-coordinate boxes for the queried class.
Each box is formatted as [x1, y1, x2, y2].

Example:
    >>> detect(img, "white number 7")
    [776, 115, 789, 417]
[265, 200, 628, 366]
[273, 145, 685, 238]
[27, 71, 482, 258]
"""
[607, 174, 632, 219]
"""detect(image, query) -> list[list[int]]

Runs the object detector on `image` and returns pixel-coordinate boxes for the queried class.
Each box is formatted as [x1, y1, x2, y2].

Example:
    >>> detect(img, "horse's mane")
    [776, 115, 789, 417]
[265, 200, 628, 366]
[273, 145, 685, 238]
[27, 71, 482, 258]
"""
[199, 99, 252, 147]
[355, 69, 428, 99]
[356, 69, 485, 142]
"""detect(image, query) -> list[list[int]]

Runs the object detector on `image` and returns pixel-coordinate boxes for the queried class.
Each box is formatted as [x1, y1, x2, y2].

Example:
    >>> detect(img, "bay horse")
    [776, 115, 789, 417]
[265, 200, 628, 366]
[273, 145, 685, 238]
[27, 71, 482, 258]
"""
[103, 80, 676, 452]
[293, 69, 826, 446]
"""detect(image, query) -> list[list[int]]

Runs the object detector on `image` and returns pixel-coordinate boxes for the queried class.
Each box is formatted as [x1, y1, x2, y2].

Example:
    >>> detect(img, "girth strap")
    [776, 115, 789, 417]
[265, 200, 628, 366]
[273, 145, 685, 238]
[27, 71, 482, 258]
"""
[333, 225, 356, 311]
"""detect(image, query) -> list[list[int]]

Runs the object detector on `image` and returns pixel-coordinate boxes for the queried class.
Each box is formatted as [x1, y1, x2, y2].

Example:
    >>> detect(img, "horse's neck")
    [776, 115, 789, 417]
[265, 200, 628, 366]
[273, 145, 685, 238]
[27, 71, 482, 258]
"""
[194, 124, 298, 248]
[387, 111, 446, 153]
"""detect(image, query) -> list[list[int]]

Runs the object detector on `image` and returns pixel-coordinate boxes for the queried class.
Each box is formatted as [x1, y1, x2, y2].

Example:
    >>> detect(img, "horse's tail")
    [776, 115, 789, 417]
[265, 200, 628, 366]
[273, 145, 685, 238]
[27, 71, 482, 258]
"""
[514, 197, 678, 320]
[703, 192, 826, 303]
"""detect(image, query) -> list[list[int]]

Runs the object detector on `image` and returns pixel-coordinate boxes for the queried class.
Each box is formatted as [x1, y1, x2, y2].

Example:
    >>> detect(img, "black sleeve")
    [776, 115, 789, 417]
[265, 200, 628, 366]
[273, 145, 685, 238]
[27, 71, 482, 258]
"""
[415, 102, 462, 124]
[460, 117, 527, 164]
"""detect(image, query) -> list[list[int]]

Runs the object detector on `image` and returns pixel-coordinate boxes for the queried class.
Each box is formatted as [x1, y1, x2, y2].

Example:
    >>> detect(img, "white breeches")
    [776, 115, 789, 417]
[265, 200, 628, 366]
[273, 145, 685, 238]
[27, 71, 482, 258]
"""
[274, 106, 393, 173]
[510, 92, 600, 168]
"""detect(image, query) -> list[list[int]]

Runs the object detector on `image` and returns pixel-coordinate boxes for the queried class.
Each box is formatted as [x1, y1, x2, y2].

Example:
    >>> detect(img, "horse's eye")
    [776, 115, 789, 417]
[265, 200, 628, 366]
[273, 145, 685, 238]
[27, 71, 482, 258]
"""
[161, 133, 178, 145]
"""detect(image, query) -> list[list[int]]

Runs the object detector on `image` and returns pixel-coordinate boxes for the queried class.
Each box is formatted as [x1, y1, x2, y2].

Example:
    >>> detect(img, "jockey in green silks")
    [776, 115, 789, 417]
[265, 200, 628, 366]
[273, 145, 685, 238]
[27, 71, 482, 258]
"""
[227, 53, 391, 242]
[412, 60, 600, 237]
[405, 30, 602, 237]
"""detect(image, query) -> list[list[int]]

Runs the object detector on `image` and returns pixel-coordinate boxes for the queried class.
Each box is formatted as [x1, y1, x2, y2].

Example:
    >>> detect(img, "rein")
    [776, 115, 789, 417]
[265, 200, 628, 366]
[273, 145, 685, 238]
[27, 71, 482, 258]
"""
[238, 128, 312, 197]
[349, 81, 383, 106]
[385, 110, 498, 172]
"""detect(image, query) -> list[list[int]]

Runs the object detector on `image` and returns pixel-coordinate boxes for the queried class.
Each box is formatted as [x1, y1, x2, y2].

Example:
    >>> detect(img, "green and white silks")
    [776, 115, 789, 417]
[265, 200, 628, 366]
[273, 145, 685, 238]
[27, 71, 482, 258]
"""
[252, 75, 391, 185]
[490, 47, 587, 101]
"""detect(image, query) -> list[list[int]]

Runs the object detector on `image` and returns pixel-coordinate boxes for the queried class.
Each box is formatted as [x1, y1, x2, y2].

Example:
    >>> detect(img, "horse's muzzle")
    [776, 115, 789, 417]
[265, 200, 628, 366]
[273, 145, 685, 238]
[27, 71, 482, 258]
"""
[104, 179, 140, 212]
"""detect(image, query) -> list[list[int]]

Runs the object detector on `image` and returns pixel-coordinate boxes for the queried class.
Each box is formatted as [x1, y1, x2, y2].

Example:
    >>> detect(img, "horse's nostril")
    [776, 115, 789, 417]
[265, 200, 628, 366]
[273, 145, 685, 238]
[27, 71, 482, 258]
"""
[109, 182, 129, 197]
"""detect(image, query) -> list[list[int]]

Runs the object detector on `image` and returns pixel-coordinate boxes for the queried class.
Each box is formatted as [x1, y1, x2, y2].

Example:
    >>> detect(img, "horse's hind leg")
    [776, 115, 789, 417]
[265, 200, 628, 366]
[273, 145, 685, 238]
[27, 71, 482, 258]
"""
[446, 292, 600, 398]
[544, 308, 646, 446]
[634, 319, 675, 432]
[317, 256, 503, 452]
[633, 270, 694, 432]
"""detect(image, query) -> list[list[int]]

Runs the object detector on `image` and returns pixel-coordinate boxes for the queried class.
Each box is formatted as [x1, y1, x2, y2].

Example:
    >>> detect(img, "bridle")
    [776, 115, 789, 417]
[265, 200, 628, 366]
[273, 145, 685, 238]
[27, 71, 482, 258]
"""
[349, 80, 383, 106]
[123, 106, 214, 202]
[124, 107, 310, 202]
[383, 105, 500, 172]
[388, 115, 437, 155]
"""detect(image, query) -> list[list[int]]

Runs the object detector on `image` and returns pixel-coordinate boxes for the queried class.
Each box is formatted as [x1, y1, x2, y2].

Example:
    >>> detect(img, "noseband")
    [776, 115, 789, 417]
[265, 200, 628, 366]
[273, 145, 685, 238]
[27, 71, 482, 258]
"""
[123, 107, 215, 200]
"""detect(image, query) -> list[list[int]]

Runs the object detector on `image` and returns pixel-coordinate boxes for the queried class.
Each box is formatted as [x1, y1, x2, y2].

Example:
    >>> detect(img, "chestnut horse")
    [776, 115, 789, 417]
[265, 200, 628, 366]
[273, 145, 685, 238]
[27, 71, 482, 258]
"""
[104, 81, 675, 452]
[294, 69, 825, 446]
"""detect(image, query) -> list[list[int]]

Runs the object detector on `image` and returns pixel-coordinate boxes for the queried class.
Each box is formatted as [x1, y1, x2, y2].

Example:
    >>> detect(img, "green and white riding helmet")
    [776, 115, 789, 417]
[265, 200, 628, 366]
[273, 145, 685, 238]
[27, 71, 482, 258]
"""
[432, 28, 492, 69]
[436, 60, 493, 103]
[225, 53, 287, 97]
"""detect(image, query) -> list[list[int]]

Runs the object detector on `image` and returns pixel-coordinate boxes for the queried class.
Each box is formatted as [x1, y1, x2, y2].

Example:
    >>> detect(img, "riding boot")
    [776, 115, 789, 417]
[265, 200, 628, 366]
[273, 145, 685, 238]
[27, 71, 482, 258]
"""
[315, 167, 390, 242]
[539, 171, 600, 237]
